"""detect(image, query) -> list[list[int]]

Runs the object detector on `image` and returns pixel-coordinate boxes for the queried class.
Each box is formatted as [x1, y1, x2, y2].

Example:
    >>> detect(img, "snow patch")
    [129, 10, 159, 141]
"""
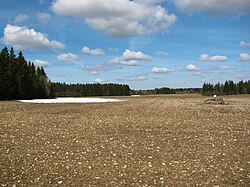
[19, 97, 125, 104]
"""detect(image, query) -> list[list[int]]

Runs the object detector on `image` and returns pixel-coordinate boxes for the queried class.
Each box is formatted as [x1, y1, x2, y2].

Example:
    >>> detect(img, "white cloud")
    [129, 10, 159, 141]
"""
[95, 78, 105, 83]
[126, 74, 148, 81]
[155, 51, 169, 56]
[57, 53, 78, 61]
[38, 13, 51, 23]
[109, 58, 139, 66]
[82, 46, 105, 56]
[52, 0, 177, 37]
[90, 71, 98, 75]
[1, 24, 65, 50]
[137, 75, 147, 80]
[173, 0, 250, 14]
[240, 41, 250, 47]
[200, 54, 227, 62]
[80, 64, 110, 72]
[15, 14, 28, 23]
[199, 54, 210, 61]
[151, 67, 174, 73]
[33, 60, 51, 67]
[123, 49, 152, 61]
[108, 49, 152, 66]
[238, 53, 250, 62]
[186, 64, 200, 71]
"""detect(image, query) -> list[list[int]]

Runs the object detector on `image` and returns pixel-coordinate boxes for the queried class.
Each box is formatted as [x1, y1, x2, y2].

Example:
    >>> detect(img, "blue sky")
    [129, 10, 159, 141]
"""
[0, 0, 250, 89]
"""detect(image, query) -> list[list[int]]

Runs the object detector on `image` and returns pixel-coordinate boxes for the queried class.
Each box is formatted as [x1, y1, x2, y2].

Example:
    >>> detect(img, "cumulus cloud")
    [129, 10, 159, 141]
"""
[109, 58, 139, 66]
[173, 0, 250, 14]
[137, 75, 147, 80]
[151, 67, 174, 73]
[57, 53, 78, 62]
[1, 24, 65, 50]
[108, 49, 152, 66]
[238, 53, 250, 62]
[51, 0, 177, 37]
[240, 41, 250, 47]
[200, 54, 227, 62]
[80, 64, 110, 73]
[95, 78, 105, 83]
[186, 64, 200, 71]
[155, 51, 169, 56]
[33, 60, 51, 67]
[123, 49, 152, 61]
[38, 13, 51, 23]
[127, 74, 148, 81]
[15, 14, 28, 23]
[82, 46, 105, 56]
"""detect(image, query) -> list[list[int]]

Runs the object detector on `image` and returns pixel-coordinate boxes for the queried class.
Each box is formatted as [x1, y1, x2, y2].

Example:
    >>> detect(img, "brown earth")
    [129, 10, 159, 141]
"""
[0, 94, 249, 186]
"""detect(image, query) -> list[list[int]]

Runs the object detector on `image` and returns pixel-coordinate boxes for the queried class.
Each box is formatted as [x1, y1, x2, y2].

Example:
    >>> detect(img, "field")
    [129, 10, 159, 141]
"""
[0, 94, 249, 186]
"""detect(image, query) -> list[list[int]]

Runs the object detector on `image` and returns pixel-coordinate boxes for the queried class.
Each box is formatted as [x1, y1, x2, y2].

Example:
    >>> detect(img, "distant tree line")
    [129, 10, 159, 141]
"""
[202, 80, 250, 96]
[0, 47, 52, 100]
[51, 82, 130, 97]
[131, 87, 201, 95]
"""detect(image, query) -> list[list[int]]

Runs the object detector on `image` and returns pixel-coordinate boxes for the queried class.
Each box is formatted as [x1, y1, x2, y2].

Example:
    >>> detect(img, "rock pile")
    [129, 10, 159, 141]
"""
[204, 97, 225, 105]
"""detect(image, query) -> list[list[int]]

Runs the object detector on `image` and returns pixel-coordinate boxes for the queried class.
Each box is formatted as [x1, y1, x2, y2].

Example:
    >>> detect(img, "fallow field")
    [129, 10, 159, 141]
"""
[0, 94, 249, 186]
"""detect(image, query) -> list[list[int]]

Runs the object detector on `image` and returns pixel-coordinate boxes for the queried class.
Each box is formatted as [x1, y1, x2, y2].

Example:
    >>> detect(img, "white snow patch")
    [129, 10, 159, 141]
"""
[19, 97, 125, 104]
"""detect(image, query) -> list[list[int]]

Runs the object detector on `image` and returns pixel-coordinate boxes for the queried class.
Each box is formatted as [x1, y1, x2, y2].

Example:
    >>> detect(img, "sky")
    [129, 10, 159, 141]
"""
[0, 0, 250, 90]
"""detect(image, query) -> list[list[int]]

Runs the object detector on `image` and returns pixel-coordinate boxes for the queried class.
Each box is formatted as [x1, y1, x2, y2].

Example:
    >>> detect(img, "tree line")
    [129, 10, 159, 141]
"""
[202, 80, 250, 96]
[131, 87, 201, 95]
[52, 82, 131, 97]
[0, 47, 52, 100]
[1, 47, 249, 100]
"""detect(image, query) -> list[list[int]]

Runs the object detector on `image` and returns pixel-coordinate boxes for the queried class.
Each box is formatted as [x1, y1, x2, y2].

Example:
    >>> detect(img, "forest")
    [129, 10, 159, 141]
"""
[52, 82, 130, 97]
[202, 80, 250, 96]
[0, 47, 130, 100]
[0, 47, 52, 100]
[131, 87, 201, 95]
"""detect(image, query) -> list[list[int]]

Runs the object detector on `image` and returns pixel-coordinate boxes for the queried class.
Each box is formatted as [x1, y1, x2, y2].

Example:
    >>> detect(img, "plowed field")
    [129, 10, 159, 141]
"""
[1, 95, 249, 186]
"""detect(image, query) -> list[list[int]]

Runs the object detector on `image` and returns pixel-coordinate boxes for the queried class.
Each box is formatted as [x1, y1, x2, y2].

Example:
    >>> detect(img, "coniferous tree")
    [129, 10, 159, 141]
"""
[0, 47, 52, 100]
[201, 80, 250, 96]
[51, 82, 131, 97]
[0, 48, 8, 98]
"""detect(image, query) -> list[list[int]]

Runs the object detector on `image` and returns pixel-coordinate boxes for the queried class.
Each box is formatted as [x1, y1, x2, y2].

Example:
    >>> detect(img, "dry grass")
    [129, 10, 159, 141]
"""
[0, 94, 250, 186]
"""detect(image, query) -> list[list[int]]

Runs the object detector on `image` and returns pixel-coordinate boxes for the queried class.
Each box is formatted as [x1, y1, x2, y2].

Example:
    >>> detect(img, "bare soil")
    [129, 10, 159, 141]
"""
[0, 94, 249, 186]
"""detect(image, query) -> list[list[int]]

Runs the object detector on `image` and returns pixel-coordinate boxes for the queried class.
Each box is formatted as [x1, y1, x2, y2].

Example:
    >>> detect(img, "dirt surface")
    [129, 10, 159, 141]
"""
[1, 94, 250, 186]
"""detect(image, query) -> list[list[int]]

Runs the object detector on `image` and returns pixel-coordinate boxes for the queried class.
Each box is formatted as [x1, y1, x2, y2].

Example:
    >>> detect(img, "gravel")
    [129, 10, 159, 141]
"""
[1, 94, 249, 186]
